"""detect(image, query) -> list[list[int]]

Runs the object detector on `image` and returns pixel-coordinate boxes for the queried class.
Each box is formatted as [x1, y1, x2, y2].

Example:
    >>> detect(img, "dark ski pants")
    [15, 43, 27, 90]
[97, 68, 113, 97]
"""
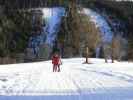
[53, 65, 60, 72]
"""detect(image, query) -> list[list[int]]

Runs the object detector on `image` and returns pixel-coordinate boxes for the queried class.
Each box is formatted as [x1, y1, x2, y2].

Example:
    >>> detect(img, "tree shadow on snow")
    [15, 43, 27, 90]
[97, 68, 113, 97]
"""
[0, 87, 133, 100]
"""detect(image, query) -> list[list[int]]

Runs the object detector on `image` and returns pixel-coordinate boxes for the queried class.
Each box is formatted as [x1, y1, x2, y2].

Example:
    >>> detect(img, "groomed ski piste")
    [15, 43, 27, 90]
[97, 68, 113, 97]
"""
[0, 58, 133, 100]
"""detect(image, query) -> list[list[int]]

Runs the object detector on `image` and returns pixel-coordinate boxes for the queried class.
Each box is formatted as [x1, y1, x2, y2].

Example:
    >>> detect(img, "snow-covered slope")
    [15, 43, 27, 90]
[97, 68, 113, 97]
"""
[28, 7, 115, 58]
[83, 8, 113, 43]
[0, 58, 133, 100]
[83, 8, 114, 58]
[43, 7, 65, 45]
[28, 8, 65, 56]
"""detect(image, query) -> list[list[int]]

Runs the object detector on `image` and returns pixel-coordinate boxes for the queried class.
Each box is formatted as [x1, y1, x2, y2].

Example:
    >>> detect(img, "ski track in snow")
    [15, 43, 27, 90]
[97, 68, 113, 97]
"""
[0, 58, 133, 100]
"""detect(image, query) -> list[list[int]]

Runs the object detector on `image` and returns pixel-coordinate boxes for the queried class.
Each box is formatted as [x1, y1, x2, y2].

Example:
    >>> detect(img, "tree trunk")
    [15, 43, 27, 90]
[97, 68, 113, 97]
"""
[85, 47, 89, 63]
[111, 49, 114, 63]
[111, 55, 114, 63]
[105, 58, 108, 63]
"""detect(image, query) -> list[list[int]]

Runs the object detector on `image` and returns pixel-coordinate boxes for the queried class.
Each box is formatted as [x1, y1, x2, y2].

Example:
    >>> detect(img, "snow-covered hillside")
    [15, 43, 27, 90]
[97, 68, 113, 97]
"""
[83, 8, 113, 43]
[42, 7, 65, 45]
[28, 7, 115, 58]
[28, 8, 65, 56]
[0, 58, 133, 100]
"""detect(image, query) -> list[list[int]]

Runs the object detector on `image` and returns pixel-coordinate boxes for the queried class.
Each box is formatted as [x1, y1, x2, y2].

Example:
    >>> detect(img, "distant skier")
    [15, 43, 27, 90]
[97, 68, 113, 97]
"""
[52, 52, 62, 72]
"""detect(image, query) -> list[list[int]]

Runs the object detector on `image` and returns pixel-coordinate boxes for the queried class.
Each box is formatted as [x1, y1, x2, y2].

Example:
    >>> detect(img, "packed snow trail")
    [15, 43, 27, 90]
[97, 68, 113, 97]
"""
[0, 58, 133, 100]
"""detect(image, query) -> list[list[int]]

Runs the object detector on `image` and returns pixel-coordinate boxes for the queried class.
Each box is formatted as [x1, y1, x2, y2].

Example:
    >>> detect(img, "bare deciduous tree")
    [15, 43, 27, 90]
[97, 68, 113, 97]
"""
[103, 34, 126, 63]
[80, 15, 101, 63]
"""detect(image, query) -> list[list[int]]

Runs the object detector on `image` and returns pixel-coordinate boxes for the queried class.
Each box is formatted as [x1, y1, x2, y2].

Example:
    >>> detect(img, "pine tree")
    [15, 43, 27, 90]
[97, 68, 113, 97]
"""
[64, 0, 82, 56]
[0, 6, 32, 59]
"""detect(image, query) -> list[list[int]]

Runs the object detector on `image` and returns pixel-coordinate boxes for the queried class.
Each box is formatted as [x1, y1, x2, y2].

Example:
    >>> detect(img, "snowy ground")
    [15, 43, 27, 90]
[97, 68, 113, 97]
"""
[0, 58, 133, 100]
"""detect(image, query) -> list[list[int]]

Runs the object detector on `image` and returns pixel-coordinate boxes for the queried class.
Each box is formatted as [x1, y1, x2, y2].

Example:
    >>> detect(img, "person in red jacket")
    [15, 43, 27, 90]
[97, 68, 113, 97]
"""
[52, 52, 62, 72]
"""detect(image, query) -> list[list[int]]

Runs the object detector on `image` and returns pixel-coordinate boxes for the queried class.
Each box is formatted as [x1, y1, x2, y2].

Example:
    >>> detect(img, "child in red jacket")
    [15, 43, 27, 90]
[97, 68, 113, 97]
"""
[52, 53, 62, 72]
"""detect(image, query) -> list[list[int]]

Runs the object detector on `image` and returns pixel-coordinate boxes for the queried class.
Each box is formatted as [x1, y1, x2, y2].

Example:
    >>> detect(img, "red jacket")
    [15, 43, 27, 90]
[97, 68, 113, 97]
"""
[52, 55, 61, 65]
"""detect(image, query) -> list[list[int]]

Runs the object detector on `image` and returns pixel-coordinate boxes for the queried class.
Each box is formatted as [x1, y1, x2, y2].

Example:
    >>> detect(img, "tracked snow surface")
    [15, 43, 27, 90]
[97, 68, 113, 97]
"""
[0, 58, 133, 100]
